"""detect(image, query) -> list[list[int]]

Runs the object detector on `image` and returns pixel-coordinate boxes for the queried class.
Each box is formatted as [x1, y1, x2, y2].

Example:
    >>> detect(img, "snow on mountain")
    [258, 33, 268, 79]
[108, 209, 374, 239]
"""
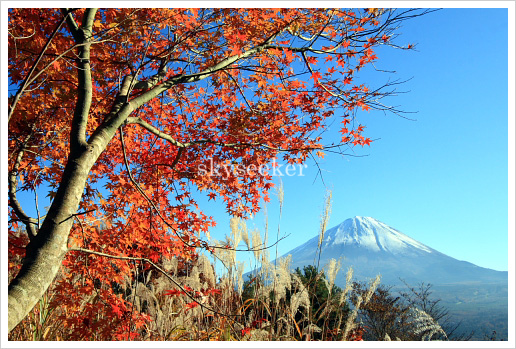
[321, 216, 433, 254]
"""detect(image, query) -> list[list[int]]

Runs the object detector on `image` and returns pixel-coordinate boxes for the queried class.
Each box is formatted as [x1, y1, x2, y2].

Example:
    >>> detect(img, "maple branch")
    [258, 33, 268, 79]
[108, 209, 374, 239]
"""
[212, 233, 291, 253]
[58, 209, 96, 224]
[300, 51, 350, 105]
[23, 149, 65, 168]
[129, 27, 286, 109]
[119, 125, 290, 256]
[124, 117, 186, 147]
[124, 117, 345, 155]
[32, 170, 44, 229]
[61, 8, 80, 40]
[9, 40, 114, 111]
[131, 59, 169, 92]
[170, 147, 184, 170]
[69, 8, 98, 152]
[8, 136, 38, 241]
[223, 71, 255, 112]
[8, 9, 73, 124]
[89, 26, 289, 152]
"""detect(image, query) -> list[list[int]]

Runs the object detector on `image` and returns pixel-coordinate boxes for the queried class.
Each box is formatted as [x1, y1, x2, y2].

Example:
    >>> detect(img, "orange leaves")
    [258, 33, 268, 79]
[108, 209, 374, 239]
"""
[111, 304, 124, 318]
[284, 49, 295, 63]
[7, 7, 412, 336]
[305, 55, 318, 65]
[350, 26, 365, 33]
[345, 49, 357, 58]
[310, 71, 322, 84]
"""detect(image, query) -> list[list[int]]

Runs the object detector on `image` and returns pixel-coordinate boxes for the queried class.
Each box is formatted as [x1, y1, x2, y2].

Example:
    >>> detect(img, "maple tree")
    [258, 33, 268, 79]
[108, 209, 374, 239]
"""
[8, 8, 428, 335]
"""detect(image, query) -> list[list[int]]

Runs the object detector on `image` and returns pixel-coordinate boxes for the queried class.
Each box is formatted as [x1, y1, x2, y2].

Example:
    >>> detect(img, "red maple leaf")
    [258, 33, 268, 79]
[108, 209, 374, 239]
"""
[111, 304, 123, 317]
[311, 71, 322, 84]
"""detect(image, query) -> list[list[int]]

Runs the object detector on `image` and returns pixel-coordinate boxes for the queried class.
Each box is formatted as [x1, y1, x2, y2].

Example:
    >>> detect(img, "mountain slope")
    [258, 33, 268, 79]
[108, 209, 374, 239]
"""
[284, 216, 507, 286]
[276, 216, 508, 339]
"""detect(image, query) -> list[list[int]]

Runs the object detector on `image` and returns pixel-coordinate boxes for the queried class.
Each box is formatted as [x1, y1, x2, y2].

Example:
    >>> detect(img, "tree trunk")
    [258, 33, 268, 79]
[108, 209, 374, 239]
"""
[8, 146, 100, 331]
[8, 8, 104, 331]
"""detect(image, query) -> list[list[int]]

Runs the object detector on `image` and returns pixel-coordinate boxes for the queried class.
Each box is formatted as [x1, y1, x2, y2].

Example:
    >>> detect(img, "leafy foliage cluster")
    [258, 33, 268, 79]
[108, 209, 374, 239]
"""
[8, 7, 436, 337]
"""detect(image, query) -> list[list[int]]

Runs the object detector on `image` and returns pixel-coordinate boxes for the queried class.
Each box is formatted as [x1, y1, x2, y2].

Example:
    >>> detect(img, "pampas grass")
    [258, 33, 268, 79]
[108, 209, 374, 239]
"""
[9, 191, 452, 342]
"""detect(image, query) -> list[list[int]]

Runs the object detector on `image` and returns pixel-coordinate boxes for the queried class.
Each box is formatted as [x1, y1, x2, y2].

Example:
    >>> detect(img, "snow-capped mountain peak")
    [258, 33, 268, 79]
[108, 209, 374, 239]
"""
[322, 216, 433, 254]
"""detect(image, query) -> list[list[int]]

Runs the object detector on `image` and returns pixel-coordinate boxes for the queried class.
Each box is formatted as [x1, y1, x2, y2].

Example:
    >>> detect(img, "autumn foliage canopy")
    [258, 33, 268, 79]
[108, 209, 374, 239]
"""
[8, 8, 422, 338]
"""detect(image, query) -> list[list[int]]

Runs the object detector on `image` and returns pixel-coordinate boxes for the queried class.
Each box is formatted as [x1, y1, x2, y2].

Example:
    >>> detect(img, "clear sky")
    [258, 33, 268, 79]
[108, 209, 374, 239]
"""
[195, 7, 512, 272]
[8, 7, 512, 273]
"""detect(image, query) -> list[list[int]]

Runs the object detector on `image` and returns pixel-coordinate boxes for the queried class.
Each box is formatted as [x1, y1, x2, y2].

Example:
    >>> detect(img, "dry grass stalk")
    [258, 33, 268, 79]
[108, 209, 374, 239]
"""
[251, 228, 262, 261]
[318, 191, 332, 250]
[235, 261, 245, 295]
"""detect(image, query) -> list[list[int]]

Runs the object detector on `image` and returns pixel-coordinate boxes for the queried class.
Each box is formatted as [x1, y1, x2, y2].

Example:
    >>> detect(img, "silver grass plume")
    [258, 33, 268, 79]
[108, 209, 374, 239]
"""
[290, 287, 310, 317]
[198, 254, 216, 288]
[230, 216, 242, 248]
[235, 261, 245, 295]
[302, 323, 322, 336]
[318, 191, 332, 250]
[240, 219, 250, 249]
[410, 307, 448, 341]
[163, 258, 178, 275]
[364, 274, 381, 304]
[277, 178, 284, 212]
[272, 256, 292, 305]
[325, 258, 341, 295]
[251, 228, 262, 261]
[261, 246, 270, 270]
[343, 294, 363, 340]
[339, 267, 354, 306]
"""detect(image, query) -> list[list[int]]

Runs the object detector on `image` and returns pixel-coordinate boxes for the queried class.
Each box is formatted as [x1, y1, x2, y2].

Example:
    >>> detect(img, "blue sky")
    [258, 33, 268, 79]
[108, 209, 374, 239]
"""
[8, 7, 512, 273]
[196, 8, 512, 272]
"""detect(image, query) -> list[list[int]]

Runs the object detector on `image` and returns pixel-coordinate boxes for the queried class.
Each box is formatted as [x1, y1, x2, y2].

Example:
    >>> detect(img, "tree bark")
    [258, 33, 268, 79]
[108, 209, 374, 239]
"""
[8, 8, 101, 332]
[8, 147, 98, 331]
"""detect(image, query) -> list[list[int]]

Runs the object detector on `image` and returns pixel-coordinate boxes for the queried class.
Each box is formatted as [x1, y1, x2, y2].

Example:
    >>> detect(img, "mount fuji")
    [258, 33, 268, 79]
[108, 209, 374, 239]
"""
[274, 216, 508, 339]
[283, 216, 507, 287]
